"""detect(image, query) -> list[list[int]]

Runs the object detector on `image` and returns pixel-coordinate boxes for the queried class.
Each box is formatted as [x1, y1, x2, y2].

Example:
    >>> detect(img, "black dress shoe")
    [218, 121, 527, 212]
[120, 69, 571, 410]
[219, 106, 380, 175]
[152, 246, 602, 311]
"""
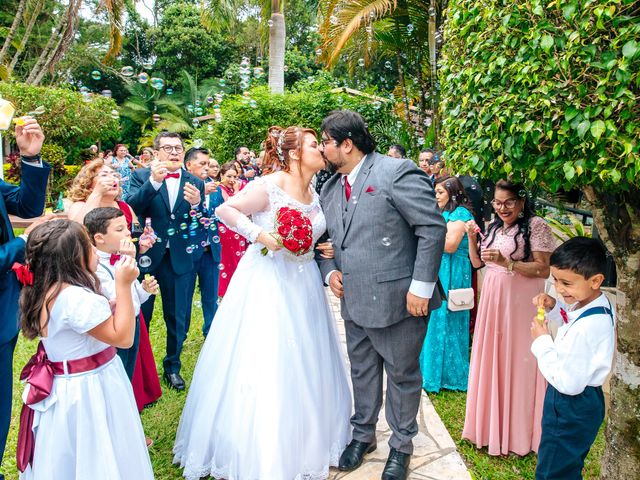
[381, 448, 411, 480]
[163, 372, 185, 391]
[338, 440, 377, 471]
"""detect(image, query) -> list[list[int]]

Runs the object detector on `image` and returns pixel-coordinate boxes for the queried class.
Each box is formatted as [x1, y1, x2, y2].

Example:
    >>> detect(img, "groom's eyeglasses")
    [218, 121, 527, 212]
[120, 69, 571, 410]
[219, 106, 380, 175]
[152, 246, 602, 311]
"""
[321, 137, 338, 148]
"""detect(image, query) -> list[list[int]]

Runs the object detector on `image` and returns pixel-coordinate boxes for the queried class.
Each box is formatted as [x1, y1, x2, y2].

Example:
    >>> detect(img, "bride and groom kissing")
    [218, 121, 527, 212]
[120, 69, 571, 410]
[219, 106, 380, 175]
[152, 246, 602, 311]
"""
[173, 110, 447, 480]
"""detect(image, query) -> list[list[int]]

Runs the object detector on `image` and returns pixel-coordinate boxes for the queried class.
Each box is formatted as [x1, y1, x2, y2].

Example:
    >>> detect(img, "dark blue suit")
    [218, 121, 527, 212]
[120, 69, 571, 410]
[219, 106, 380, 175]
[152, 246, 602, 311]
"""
[185, 187, 223, 337]
[0, 162, 50, 479]
[127, 167, 204, 375]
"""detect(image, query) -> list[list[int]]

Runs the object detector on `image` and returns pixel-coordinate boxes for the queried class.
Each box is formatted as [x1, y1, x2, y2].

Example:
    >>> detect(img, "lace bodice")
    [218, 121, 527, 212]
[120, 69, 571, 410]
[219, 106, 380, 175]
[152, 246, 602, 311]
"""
[215, 177, 326, 263]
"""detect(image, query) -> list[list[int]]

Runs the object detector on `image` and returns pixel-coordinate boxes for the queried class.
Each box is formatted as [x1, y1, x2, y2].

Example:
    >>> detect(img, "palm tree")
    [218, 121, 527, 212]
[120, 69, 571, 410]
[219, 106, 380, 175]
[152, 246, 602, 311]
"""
[7, 0, 45, 76]
[0, 0, 28, 67]
[201, 0, 286, 94]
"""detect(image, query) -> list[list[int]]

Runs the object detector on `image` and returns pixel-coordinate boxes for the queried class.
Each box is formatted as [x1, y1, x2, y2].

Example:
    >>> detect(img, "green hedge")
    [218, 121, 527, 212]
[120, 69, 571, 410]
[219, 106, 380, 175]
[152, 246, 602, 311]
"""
[0, 82, 121, 162]
[192, 78, 417, 162]
[440, 0, 639, 192]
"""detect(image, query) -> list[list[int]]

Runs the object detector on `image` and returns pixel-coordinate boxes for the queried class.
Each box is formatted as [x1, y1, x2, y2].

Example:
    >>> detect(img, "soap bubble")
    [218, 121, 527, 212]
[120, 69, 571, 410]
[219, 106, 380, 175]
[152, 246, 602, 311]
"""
[167, 228, 176, 236]
[372, 101, 381, 110]
[180, 223, 188, 230]
[192, 118, 200, 128]
[207, 96, 214, 104]
[138, 72, 149, 84]
[166, 88, 173, 95]
[358, 58, 365, 67]
[200, 241, 207, 247]
[91, 70, 102, 80]
[187, 104, 194, 113]
[407, 24, 414, 34]
[316, 48, 322, 56]
[139, 256, 152, 268]
[150, 77, 164, 90]
[429, 6, 436, 16]
[142, 60, 154, 69]
[212, 235, 220, 243]
[193, 139, 203, 148]
[186, 246, 194, 254]
[267, 19, 273, 27]
[80, 86, 90, 94]
[194, 300, 202, 308]
[385, 60, 393, 69]
[219, 79, 226, 87]
[207, 124, 214, 133]
[366, 25, 372, 34]
[253, 67, 264, 77]
[249, 100, 257, 108]
[330, 15, 338, 25]
[121, 66, 134, 77]
[518, 189, 527, 197]
[381, 237, 392, 246]
[215, 93, 224, 103]
[218, 264, 225, 270]
[233, 234, 240, 240]
[221, 272, 228, 278]
[110, 109, 119, 119]
[417, 137, 425, 145]
[195, 107, 203, 115]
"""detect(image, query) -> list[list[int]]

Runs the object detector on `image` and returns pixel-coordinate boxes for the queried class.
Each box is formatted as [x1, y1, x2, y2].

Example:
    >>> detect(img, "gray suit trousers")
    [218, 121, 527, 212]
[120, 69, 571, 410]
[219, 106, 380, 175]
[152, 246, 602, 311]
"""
[344, 315, 428, 454]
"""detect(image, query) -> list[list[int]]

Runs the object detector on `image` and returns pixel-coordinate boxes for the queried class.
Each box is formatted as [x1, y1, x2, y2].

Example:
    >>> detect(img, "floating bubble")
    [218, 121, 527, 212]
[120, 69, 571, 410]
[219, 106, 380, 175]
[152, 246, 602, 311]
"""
[221, 272, 228, 278]
[80, 86, 90, 94]
[207, 96, 214, 104]
[167, 228, 176, 236]
[200, 241, 207, 247]
[372, 101, 381, 110]
[385, 60, 393, 69]
[369, 11, 376, 19]
[121, 66, 134, 77]
[330, 15, 338, 25]
[267, 19, 273, 27]
[91, 70, 102, 80]
[407, 24, 414, 34]
[195, 107, 203, 115]
[194, 300, 202, 308]
[235, 251, 241, 256]
[283, 65, 288, 72]
[180, 223, 188, 230]
[187, 104, 194, 113]
[138, 72, 149, 84]
[358, 58, 365, 67]
[150, 77, 164, 90]
[101, 89, 112, 98]
[142, 60, 154, 69]
[166, 88, 173, 95]
[186, 246, 194, 254]
[417, 137, 425, 145]
[219, 79, 226, 87]
[429, 6, 436, 16]
[218, 263, 224, 270]
[381, 237, 392, 246]
[152, 113, 161, 123]
[239, 241, 246, 247]
[249, 100, 257, 108]
[219, 226, 226, 233]
[195, 100, 201, 107]
[192, 118, 200, 128]
[212, 235, 220, 243]
[316, 48, 322, 56]
[215, 93, 224, 103]
[207, 124, 214, 133]
[518, 189, 527, 197]
[217, 298, 222, 305]
[366, 25, 372, 34]
[253, 67, 264, 77]
[193, 139, 203, 148]
[233, 234, 240, 240]
[110, 109, 119, 119]
[28, 105, 46, 116]
[139, 256, 152, 268]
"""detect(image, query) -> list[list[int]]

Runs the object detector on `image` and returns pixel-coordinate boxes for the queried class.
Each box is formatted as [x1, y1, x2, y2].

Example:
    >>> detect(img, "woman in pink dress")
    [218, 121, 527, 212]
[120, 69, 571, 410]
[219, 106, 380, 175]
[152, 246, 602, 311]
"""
[462, 180, 555, 456]
[217, 163, 248, 297]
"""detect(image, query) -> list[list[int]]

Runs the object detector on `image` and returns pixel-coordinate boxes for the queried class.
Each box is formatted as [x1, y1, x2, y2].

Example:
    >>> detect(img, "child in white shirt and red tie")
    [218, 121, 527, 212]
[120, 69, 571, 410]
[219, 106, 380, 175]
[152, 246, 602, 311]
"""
[531, 236, 615, 480]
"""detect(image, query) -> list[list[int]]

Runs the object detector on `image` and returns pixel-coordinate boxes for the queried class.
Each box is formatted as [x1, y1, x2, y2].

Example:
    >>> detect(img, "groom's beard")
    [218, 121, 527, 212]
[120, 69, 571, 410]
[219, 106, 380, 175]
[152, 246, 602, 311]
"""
[323, 151, 345, 174]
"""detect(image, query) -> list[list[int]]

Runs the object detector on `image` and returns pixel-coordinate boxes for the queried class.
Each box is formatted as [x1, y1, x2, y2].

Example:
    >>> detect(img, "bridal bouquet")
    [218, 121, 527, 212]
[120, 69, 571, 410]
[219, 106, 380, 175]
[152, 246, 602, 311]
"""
[261, 206, 313, 256]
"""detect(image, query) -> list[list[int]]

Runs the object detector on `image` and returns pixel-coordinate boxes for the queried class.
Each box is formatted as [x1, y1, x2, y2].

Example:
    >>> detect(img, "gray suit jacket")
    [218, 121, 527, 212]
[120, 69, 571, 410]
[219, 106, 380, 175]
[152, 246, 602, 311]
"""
[317, 152, 446, 328]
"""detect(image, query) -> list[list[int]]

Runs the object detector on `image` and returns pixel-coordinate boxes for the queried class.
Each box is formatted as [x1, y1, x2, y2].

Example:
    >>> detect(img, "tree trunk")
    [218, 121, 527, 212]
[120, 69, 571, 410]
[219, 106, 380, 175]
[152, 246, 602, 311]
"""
[26, 13, 64, 84]
[8, 0, 44, 76]
[583, 186, 640, 478]
[395, 52, 410, 121]
[0, 0, 28, 65]
[268, 11, 286, 94]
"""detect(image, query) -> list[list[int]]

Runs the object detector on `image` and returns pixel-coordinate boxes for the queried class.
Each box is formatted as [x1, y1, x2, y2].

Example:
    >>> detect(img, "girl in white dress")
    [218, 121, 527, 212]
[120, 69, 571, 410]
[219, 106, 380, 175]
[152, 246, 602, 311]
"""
[173, 127, 352, 480]
[17, 220, 154, 480]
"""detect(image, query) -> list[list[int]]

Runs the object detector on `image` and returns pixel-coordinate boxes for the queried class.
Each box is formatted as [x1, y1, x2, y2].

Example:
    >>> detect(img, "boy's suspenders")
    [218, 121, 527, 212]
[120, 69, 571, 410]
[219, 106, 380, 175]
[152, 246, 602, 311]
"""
[572, 300, 614, 326]
[97, 262, 115, 280]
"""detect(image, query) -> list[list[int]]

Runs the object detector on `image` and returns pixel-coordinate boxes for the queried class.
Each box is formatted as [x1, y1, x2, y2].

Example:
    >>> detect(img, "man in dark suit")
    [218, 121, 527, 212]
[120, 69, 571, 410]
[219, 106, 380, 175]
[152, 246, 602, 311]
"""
[0, 117, 51, 480]
[184, 147, 221, 337]
[127, 132, 204, 391]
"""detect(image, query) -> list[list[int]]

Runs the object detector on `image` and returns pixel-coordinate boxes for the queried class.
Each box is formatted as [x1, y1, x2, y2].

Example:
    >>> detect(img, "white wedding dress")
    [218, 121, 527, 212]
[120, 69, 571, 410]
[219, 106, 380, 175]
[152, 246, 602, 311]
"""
[173, 177, 352, 480]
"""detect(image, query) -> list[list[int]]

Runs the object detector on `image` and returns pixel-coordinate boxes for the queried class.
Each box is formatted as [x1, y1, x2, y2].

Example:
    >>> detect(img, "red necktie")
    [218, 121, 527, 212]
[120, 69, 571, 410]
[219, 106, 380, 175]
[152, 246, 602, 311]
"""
[166, 172, 180, 179]
[345, 178, 351, 202]
[109, 254, 121, 266]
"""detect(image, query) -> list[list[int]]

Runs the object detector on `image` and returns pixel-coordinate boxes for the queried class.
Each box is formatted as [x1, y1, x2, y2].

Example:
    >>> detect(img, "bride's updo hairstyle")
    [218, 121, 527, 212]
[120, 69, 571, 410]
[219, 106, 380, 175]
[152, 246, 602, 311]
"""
[262, 126, 317, 175]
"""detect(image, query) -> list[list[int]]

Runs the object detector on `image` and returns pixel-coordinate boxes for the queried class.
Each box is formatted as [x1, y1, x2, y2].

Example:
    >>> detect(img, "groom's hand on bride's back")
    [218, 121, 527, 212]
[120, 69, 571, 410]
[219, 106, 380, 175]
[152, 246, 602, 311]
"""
[328, 271, 344, 298]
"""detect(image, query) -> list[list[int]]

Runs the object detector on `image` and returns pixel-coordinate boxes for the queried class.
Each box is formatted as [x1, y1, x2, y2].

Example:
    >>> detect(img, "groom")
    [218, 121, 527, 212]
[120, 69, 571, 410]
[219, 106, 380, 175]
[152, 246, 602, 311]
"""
[317, 110, 446, 480]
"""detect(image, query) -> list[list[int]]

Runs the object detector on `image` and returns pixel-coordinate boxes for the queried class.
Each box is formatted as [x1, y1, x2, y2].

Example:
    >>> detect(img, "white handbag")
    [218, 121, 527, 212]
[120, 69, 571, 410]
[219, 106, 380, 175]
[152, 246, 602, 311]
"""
[447, 287, 475, 311]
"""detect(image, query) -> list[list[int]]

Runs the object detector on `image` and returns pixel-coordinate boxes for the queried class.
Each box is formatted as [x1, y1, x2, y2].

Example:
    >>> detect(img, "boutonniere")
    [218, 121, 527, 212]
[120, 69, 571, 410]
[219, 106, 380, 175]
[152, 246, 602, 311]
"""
[560, 308, 569, 324]
[366, 185, 376, 194]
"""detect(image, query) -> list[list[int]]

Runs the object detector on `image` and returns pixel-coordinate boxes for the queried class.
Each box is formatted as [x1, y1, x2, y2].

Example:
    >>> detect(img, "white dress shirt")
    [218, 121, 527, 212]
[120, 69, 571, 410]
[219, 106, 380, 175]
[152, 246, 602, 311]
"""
[531, 293, 615, 396]
[95, 250, 150, 314]
[150, 169, 181, 211]
[326, 154, 436, 299]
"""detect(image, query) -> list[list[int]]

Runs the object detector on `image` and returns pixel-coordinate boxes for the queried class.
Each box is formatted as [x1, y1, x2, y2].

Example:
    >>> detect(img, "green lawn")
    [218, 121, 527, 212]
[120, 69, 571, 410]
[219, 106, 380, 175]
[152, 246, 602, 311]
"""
[428, 390, 604, 480]
[2, 290, 604, 480]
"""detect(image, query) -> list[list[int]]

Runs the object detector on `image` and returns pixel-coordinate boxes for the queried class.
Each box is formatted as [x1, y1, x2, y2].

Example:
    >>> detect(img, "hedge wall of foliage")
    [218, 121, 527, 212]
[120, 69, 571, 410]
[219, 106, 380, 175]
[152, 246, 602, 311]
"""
[0, 82, 121, 162]
[440, 0, 639, 193]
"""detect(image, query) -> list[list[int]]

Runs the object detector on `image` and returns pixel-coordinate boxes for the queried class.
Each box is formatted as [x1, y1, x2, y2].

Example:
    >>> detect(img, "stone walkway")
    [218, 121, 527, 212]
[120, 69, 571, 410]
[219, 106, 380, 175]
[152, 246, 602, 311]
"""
[325, 291, 472, 480]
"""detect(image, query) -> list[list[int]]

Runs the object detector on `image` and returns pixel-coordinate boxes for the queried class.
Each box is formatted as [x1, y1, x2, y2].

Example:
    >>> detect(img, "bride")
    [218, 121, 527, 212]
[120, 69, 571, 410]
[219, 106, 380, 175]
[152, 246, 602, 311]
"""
[173, 126, 352, 480]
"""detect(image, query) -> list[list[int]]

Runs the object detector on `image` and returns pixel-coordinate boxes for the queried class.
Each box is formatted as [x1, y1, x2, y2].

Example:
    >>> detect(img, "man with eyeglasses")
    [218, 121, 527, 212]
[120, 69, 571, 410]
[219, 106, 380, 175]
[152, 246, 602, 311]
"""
[127, 132, 205, 391]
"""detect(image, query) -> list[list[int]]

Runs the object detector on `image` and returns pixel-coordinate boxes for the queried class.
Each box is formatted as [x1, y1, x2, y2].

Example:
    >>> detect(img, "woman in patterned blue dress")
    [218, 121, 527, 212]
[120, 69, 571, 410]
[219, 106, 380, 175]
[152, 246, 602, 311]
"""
[111, 144, 135, 200]
[420, 175, 474, 392]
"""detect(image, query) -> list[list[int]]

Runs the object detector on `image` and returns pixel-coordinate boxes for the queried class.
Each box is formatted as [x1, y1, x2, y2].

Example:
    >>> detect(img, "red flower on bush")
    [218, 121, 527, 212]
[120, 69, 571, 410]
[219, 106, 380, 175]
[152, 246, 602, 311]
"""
[261, 206, 314, 256]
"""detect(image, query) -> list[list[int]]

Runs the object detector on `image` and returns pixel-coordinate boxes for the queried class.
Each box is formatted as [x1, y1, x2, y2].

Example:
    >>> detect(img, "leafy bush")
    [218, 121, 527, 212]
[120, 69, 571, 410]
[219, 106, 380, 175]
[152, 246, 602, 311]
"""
[0, 82, 121, 162]
[192, 78, 416, 162]
[440, 0, 639, 192]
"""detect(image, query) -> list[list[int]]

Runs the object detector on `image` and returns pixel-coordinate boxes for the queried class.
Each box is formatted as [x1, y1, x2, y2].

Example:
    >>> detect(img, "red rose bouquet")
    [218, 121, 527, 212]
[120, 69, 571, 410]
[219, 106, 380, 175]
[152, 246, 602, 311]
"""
[261, 206, 313, 256]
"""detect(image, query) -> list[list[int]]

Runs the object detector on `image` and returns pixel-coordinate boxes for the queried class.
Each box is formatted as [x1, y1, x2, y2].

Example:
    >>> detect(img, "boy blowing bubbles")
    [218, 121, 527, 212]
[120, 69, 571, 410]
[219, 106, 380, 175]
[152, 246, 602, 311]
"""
[530, 237, 615, 480]
[84, 208, 159, 379]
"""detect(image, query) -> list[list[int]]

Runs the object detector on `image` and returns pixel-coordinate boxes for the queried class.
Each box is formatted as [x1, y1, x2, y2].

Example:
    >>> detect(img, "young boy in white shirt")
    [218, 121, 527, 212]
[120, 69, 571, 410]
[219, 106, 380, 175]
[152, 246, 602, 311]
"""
[84, 207, 158, 380]
[531, 236, 615, 480]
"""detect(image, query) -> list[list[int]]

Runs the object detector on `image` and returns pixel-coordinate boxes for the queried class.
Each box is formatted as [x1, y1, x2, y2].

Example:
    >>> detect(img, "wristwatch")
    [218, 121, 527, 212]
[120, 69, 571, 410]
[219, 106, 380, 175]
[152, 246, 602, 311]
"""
[20, 154, 41, 163]
[507, 259, 515, 272]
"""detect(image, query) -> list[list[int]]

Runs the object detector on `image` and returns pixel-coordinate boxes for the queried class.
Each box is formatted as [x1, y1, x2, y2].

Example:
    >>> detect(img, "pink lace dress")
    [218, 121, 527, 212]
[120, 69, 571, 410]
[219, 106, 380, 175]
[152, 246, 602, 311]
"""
[462, 216, 556, 456]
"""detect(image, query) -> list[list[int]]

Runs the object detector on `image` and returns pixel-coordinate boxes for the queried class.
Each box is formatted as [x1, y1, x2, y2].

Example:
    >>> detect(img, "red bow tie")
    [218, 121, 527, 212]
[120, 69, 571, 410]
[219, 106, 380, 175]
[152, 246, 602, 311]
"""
[166, 172, 180, 179]
[109, 254, 121, 266]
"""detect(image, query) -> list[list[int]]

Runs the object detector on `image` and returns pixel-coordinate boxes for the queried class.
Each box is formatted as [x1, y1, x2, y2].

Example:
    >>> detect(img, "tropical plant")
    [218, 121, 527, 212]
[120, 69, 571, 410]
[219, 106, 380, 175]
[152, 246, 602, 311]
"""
[441, 1, 639, 477]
